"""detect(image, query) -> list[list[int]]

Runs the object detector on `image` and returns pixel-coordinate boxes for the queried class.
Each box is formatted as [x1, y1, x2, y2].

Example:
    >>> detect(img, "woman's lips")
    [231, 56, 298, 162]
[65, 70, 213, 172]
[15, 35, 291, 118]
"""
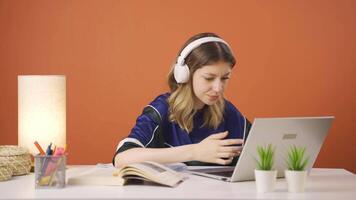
[207, 95, 219, 101]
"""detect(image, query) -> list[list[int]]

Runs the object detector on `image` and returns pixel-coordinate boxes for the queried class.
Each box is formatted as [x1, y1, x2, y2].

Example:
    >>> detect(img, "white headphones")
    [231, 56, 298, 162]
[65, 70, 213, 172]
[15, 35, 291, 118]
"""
[173, 36, 231, 83]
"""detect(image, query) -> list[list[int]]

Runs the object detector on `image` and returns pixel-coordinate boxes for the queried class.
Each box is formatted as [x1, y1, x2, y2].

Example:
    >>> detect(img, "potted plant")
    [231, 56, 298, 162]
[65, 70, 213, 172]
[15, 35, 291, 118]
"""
[285, 145, 310, 193]
[254, 144, 277, 193]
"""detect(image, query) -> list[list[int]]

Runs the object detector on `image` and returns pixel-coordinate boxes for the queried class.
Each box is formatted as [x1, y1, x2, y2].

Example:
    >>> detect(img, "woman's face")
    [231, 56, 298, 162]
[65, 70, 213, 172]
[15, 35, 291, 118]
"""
[192, 62, 232, 109]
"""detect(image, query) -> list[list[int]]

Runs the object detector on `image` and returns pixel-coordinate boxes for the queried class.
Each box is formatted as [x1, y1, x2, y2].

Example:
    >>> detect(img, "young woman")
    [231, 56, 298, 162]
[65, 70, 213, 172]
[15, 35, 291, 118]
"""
[113, 32, 251, 168]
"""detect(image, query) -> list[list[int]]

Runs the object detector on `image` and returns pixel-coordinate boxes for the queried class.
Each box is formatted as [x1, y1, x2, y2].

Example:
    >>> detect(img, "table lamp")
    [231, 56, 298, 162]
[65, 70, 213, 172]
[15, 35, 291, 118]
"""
[18, 75, 66, 155]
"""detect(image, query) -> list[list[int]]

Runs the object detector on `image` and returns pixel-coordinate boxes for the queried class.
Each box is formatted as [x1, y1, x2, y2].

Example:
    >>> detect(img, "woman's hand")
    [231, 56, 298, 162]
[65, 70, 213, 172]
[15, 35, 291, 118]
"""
[192, 131, 244, 165]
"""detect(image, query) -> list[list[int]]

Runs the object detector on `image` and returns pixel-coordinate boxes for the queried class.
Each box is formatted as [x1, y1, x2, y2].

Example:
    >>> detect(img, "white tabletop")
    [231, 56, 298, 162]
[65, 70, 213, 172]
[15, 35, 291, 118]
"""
[0, 165, 355, 200]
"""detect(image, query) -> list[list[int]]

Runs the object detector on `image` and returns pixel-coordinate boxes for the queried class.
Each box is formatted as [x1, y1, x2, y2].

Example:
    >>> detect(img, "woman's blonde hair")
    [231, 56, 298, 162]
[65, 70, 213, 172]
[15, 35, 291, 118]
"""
[167, 33, 236, 133]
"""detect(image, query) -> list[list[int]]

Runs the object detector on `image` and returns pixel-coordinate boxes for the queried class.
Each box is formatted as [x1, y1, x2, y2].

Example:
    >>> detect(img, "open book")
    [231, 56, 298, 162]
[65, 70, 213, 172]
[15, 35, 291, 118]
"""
[113, 161, 187, 187]
[67, 162, 187, 187]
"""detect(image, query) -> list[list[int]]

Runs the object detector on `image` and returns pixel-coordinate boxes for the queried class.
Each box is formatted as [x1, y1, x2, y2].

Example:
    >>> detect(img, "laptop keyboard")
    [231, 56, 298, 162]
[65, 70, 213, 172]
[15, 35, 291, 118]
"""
[206, 170, 234, 177]
[190, 167, 235, 177]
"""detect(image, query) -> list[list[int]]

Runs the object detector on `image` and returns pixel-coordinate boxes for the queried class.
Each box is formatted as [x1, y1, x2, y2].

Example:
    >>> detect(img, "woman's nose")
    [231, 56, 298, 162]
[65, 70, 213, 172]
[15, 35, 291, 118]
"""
[212, 80, 223, 92]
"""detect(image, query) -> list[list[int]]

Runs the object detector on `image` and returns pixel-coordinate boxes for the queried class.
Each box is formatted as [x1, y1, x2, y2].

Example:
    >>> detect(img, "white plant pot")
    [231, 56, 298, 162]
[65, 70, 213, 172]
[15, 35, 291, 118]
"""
[285, 170, 307, 193]
[254, 169, 277, 193]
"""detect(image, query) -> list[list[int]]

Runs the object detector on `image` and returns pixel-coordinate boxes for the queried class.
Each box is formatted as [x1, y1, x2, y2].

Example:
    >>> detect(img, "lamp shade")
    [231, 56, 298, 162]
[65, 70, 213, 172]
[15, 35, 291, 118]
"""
[18, 75, 66, 155]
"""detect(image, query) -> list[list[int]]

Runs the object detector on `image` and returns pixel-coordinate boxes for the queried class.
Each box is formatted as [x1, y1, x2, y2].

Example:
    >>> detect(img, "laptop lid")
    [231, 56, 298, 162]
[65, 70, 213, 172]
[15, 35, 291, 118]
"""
[231, 116, 334, 181]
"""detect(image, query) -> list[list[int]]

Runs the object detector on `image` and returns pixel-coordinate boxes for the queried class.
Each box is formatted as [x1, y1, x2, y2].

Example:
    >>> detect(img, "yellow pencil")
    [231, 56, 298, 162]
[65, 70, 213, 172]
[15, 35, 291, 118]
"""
[63, 144, 67, 154]
[48, 157, 63, 186]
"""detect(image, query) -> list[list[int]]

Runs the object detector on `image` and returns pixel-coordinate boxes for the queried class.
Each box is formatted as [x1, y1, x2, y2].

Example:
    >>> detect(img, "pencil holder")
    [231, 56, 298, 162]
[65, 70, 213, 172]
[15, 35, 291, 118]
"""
[34, 155, 66, 189]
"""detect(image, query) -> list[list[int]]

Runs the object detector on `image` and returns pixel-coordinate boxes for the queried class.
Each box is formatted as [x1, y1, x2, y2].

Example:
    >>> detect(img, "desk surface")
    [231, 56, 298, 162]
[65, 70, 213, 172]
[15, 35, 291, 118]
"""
[0, 166, 355, 200]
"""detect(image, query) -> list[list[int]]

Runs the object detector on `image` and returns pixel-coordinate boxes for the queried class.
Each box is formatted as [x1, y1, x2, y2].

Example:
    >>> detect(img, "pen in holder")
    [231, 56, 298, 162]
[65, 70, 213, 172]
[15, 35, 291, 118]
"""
[34, 154, 66, 189]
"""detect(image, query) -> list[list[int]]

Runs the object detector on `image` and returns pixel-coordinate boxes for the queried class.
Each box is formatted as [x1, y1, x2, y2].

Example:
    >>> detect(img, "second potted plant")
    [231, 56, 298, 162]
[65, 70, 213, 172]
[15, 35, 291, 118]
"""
[285, 145, 310, 192]
[254, 144, 277, 193]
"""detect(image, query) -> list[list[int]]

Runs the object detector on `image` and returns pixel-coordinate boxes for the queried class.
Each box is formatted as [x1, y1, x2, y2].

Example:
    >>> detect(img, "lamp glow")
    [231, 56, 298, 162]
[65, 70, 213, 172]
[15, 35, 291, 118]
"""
[18, 75, 66, 155]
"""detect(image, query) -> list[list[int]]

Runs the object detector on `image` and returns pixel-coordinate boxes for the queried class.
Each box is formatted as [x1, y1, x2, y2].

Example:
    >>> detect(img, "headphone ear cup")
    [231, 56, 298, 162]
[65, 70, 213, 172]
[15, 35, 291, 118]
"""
[174, 64, 190, 83]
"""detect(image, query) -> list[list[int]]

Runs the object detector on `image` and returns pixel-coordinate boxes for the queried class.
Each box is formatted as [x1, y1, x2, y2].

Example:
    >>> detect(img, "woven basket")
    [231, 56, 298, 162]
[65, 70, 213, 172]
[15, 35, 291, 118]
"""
[0, 164, 13, 181]
[0, 145, 31, 176]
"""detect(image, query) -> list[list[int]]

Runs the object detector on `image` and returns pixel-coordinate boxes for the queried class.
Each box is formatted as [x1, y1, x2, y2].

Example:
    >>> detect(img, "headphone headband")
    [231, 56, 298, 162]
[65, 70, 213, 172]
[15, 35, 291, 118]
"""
[176, 37, 230, 65]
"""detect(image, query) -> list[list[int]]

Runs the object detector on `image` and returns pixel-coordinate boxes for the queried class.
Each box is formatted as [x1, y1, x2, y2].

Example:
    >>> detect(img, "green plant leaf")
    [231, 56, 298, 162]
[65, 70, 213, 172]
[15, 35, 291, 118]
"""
[286, 145, 309, 171]
[255, 144, 275, 170]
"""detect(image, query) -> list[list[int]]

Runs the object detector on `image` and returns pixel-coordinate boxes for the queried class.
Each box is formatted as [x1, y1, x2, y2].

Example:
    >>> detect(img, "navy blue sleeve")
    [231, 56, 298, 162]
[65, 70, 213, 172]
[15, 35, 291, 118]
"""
[112, 94, 169, 166]
[224, 100, 248, 141]
[112, 111, 159, 166]
[221, 100, 251, 166]
[130, 114, 160, 145]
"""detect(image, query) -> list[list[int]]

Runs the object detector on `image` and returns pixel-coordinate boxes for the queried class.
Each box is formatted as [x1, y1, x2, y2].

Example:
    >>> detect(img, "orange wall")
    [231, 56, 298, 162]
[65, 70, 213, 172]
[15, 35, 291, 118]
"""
[0, 0, 355, 172]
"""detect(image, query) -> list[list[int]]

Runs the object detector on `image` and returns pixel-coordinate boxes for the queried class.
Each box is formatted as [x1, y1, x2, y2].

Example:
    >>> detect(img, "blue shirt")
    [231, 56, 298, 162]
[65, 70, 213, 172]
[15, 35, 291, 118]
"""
[113, 93, 250, 166]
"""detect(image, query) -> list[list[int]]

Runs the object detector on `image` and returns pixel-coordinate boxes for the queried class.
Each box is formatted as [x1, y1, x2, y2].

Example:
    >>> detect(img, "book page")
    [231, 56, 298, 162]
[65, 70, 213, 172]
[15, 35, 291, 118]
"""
[113, 161, 187, 187]
[67, 165, 125, 186]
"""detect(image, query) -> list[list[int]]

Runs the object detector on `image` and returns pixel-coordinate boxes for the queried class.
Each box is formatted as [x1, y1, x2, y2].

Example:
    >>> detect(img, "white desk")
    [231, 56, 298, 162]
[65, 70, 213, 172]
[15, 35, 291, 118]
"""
[0, 166, 355, 200]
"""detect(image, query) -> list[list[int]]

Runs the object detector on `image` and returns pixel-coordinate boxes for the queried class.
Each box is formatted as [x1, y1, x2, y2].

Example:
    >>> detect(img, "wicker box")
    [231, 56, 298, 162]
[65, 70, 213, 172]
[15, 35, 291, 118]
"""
[0, 145, 31, 177]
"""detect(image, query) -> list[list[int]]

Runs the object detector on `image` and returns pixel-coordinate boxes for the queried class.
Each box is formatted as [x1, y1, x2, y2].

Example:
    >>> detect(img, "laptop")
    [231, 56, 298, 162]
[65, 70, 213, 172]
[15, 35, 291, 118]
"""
[189, 116, 334, 182]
